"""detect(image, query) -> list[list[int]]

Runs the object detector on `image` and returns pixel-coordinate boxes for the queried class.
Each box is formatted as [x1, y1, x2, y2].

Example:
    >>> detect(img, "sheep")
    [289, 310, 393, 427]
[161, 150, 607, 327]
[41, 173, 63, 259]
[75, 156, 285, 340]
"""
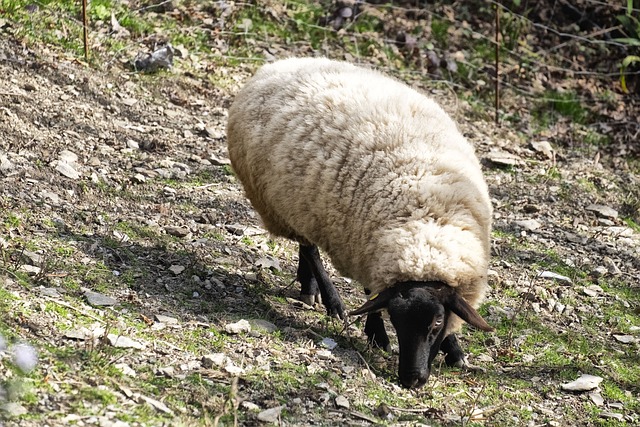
[226, 57, 493, 389]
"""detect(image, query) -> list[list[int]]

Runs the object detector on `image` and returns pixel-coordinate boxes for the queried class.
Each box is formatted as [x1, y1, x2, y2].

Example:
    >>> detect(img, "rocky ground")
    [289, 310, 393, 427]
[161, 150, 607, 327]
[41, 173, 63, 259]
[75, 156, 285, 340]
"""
[1, 22, 639, 427]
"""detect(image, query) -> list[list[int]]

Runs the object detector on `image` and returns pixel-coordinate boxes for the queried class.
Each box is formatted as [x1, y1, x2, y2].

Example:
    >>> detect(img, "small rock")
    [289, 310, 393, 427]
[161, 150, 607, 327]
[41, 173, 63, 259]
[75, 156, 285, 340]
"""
[107, 334, 145, 350]
[157, 366, 175, 378]
[202, 353, 227, 368]
[242, 401, 260, 411]
[257, 405, 285, 423]
[132, 173, 146, 183]
[561, 374, 603, 392]
[589, 391, 605, 406]
[320, 337, 338, 350]
[603, 257, 621, 275]
[586, 204, 618, 219]
[56, 161, 81, 179]
[335, 395, 350, 409]
[255, 256, 280, 271]
[136, 393, 173, 415]
[165, 225, 190, 237]
[114, 363, 136, 377]
[210, 155, 231, 165]
[515, 219, 542, 232]
[0, 155, 14, 175]
[317, 350, 334, 360]
[59, 149, 78, 163]
[154, 314, 178, 324]
[37, 287, 61, 298]
[85, 290, 118, 306]
[530, 140, 555, 159]
[126, 140, 140, 149]
[247, 319, 278, 334]
[600, 411, 624, 421]
[583, 285, 604, 297]
[224, 363, 244, 375]
[612, 334, 636, 344]
[538, 271, 572, 284]
[486, 149, 523, 166]
[592, 266, 609, 278]
[1, 402, 28, 416]
[19, 264, 41, 275]
[225, 319, 251, 334]
[168, 265, 185, 275]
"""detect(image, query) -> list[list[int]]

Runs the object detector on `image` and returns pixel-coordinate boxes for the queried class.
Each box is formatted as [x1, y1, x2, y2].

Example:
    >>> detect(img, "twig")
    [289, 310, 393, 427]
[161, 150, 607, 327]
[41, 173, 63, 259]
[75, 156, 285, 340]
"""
[82, 0, 89, 60]
[43, 295, 105, 323]
[494, 0, 500, 126]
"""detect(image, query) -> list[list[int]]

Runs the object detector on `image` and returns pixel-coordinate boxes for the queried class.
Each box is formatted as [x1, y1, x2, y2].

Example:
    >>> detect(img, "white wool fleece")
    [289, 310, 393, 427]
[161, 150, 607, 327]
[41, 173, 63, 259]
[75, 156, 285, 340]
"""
[227, 58, 492, 334]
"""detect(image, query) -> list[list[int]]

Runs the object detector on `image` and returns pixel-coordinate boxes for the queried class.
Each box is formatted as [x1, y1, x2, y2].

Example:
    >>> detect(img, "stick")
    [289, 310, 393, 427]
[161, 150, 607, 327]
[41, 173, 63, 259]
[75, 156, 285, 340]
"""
[82, 0, 89, 60]
[495, 1, 500, 126]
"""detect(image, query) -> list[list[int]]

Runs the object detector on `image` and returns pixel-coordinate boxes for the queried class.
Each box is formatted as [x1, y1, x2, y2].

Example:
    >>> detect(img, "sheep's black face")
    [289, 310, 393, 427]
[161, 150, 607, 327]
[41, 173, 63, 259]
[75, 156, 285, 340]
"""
[387, 287, 448, 388]
[349, 281, 493, 389]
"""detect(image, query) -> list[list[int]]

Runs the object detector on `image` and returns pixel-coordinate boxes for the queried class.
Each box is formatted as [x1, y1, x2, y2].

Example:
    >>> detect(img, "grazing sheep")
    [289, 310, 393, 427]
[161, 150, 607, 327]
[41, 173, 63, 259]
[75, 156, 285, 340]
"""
[226, 57, 493, 388]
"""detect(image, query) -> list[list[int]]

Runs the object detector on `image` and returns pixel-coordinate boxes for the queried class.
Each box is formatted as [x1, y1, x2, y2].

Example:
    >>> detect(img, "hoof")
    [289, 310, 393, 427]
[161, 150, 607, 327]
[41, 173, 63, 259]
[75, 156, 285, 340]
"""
[300, 293, 322, 306]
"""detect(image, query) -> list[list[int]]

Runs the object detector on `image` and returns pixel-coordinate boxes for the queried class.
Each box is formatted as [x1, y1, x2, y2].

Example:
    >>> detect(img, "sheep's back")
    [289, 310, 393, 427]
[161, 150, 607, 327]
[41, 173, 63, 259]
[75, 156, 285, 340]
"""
[227, 58, 491, 307]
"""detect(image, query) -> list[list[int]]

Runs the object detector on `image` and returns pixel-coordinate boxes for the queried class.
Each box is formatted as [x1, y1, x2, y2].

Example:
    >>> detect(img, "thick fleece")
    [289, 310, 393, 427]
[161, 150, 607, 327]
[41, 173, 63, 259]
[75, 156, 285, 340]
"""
[227, 57, 492, 335]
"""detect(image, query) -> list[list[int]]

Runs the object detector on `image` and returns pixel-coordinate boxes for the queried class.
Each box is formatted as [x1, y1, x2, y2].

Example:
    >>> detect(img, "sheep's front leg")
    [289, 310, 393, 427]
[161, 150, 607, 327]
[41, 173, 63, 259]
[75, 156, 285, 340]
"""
[298, 244, 345, 319]
[364, 312, 391, 352]
[440, 334, 466, 368]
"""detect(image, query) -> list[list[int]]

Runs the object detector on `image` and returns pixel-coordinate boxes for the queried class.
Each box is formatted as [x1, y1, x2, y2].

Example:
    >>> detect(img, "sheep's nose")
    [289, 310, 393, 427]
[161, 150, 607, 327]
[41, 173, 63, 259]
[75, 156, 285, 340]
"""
[400, 370, 429, 389]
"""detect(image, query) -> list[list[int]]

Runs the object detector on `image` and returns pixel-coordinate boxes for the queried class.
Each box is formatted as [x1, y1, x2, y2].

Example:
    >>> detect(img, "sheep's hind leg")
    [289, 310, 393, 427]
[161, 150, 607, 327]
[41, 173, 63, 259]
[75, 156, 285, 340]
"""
[440, 334, 466, 368]
[297, 245, 321, 306]
[298, 244, 345, 319]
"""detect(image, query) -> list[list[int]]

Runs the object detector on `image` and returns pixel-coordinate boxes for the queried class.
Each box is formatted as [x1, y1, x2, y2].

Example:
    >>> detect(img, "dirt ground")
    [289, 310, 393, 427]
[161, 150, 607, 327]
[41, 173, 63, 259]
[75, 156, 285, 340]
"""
[1, 30, 639, 426]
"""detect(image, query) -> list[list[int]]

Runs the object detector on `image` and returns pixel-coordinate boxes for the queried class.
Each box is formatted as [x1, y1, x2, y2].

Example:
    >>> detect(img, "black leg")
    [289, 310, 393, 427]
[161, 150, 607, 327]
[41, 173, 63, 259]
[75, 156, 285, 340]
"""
[297, 246, 321, 306]
[299, 244, 345, 319]
[440, 334, 466, 368]
[364, 311, 391, 352]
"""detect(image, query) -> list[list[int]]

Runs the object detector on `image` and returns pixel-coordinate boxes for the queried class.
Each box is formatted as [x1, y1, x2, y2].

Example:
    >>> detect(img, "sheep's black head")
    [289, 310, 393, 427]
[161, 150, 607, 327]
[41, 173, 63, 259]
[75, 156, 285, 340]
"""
[350, 281, 492, 389]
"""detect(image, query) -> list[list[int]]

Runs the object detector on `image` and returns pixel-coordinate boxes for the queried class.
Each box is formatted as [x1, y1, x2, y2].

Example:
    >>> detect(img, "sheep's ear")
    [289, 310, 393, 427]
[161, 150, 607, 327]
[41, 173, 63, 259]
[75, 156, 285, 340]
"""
[349, 288, 395, 316]
[449, 294, 493, 332]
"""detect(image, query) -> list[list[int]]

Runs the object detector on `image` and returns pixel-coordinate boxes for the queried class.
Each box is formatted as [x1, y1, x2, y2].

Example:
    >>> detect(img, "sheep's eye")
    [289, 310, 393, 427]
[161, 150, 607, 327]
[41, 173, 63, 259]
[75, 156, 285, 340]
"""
[433, 318, 443, 328]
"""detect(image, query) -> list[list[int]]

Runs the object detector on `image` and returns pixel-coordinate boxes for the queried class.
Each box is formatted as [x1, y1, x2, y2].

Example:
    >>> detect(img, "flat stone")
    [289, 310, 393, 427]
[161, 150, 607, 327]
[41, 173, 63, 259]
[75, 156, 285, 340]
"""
[19, 264, 41, 275]
[586, 204, 618, 219]
[255, 256, 280, 271]
[85, 290, 118, 306]
[59, 149, 78, 163]
[257, 405, 285, 423]
[37, 287, 61, 297]
[486, 149, 523, 166]
[225, 319, 251, 334]
[56, 161, 80, 179]
[515, 219, 542, 231]
[202, 353, 227, 368]
[612, 334, 636, 344]
[589, 392, 605, 406]
[107, 334, 145, 350]
[154, 314, 178, 324]
[530, 140, 554, 159]
[248, 319, 278, 334]
[583, 285, 604, 297]
[335, 395, 350, 409]
[165, 225, 190, 237]
[168, 265, 185, 275]
[561, 374, 603, 392]
[538, 271, 572, 283]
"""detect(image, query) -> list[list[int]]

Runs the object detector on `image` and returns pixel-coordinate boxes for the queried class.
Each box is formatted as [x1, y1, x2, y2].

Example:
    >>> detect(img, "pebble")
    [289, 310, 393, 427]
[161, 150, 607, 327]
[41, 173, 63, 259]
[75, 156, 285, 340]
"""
[515, 219, 542, 231]
[168, 265, 185, 275]
[225, 319, 251, 334]
[255, 256, 281, 271]
[85, 290, 118, 306]
[530, 140, 554, 159]
[538, 270, 572, 283]
[56, 161, 81, 179]
[335, 395, 350, 409]
[589, 391, 605, 406]
[126, 139, 140, 149]
[561, 374, 603, 392]
[0, 154, 14, 175]
[586, 204, 618, 219]
[132, 173, 146, 183]
[107, 334, 145, 350]
[247, 319, 278, 334]
[257, 405, 285, 423]
[582, 285, 603, 297]
[165, 225, 190, 237]
[612, 334, 636, 344]
[154, 314, 178, 324]
[202, 353, 227, 368]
